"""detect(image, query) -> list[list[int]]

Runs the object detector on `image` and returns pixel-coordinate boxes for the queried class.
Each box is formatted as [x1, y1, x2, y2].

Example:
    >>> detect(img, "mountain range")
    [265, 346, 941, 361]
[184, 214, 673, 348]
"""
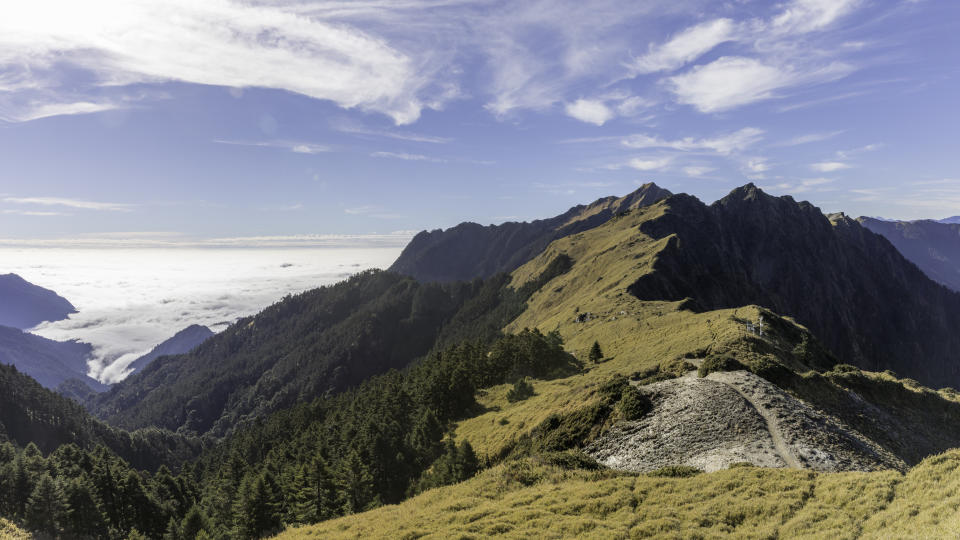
[859, 216, 960, 292]
[9, 183, 960, 538]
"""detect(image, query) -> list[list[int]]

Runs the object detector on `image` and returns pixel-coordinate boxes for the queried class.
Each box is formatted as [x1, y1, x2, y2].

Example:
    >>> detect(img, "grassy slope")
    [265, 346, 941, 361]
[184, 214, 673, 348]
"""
[277, 201, 960, 538]
[278, 450, 960, 539]
[457, 203, 804, 459]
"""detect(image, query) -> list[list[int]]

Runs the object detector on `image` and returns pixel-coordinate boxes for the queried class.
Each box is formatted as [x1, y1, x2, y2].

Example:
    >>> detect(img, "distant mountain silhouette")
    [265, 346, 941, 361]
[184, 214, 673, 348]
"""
[0, 273, 76, 329]
[0, 325, 104, 392]
[859, 217, 960, 292]
[939, 216, 960, 224]
[389, 183, 671, 282]
[126, 324, 215, 375]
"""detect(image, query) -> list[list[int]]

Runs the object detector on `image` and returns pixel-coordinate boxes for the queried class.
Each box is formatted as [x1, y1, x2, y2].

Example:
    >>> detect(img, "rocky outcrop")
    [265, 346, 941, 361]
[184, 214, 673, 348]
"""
[389, 183, 671, 282]
[587, 370, 903, 473]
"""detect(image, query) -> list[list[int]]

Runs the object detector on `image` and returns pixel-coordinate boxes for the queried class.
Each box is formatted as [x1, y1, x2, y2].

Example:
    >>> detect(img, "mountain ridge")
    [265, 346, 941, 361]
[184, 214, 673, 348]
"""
[0, 273, 76, 330]
[858, 216, 960, 292]
[389, 182, 671, 283]
[125, 323, 215, 376]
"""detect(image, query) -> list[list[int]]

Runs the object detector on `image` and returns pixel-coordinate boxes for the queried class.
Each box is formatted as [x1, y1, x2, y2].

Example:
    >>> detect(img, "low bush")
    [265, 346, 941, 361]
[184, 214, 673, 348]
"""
[618, 388, 652, 421]
[648, 465, 702, 478]
[698, 354, 747, 377]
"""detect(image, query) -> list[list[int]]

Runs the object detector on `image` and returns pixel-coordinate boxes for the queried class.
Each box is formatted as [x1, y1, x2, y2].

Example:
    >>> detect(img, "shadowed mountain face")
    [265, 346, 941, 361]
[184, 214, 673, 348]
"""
[125, 324, 215, 376]
[859, 217, 960, 292]
[87, 270, 485, 436]
[389, 183, 671, 283]
[0, 325, 104, 392]
[627, 185, 960, 388]
[0, 273, 76, 329]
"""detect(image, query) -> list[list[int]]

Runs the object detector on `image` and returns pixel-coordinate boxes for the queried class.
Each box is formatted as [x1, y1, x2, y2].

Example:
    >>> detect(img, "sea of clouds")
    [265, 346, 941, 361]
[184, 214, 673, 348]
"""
[0, 246, 403, 383]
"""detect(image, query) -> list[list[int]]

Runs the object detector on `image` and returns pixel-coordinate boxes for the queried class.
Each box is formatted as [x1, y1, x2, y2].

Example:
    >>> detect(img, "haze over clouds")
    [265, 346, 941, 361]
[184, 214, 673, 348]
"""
[1, 245, 403, 383]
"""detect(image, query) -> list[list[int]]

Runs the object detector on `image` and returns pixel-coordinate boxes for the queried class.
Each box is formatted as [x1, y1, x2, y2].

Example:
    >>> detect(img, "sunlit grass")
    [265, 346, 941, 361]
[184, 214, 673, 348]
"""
[277, 450, 960, 539]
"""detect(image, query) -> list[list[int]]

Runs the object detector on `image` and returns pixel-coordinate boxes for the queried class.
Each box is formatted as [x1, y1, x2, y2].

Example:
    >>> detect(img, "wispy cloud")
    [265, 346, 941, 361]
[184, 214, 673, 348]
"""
[343, 205, 405, 219]
[668, 56, 853, 113]
[621, 127, 764, 155]
[811, 161, 853, 172]
[0, 0, 433, 124]
[332, 119, 452, 143]
[261, 203, 303, 212]
[682, 166, 715, 177]
[628, 18, 735, 75]
[648, 0, 863, 113]
[370, 151, 446, 163]
[4, 196, 134, 212]
[212, 139, 331, 154]
[1, 209, 68, 216]
[772, 130, 845, 147]
[0, 100, 126, 123]
[770, 0, 862, 34]
[626, 157, 672, 171]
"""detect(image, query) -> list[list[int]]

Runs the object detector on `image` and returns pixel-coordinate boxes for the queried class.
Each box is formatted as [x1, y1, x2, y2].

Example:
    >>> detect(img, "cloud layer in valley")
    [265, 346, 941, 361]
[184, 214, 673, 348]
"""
[3, 245, 403, 383]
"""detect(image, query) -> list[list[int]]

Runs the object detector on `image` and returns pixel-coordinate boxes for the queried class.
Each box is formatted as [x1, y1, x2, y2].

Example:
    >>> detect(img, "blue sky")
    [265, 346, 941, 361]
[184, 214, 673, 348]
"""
[0, 0, 958, 245]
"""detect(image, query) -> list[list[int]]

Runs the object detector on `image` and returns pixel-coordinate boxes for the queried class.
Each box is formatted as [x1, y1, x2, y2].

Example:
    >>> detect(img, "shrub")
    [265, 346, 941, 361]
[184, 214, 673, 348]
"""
[528, 403, 611, 452]
[533, 450, 602, 471]
[648, 465, 702, 478]
[506, 378, 535, 403]
[618, 388, 652, 421]
[748, 357, 794, 387]
[831, 363, 861, 374]
[698, 354, 747, 378]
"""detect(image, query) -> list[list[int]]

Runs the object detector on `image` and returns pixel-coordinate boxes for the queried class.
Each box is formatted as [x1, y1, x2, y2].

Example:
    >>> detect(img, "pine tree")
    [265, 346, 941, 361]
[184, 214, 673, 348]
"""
[292, 456, 337, 524]
[164, 517, 182, 540]
[180, 504, 211, 539]
[457, 441, 479, 480]
[25, 474, 68, 537]
[336, 450, 375, 515]
[589, 340, 604, 362]
[233, 471, 283, 539]
[63, 476, 108, 538]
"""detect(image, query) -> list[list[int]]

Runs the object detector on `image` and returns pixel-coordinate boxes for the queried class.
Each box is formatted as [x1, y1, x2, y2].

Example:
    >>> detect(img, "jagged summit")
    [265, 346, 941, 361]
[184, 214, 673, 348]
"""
[509, 186, 960, 389]
[389, 183, 672, 283]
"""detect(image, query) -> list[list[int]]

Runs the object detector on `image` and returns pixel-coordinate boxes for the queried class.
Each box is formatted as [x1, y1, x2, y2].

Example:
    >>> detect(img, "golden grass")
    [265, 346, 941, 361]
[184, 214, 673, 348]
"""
[277, 450, 960, 539]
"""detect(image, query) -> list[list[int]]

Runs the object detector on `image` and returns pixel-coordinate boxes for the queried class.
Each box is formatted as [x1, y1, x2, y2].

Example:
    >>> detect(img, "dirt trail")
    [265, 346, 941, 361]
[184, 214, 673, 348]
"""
[588, 369, 903, 473]
[711, 375, 802, 469]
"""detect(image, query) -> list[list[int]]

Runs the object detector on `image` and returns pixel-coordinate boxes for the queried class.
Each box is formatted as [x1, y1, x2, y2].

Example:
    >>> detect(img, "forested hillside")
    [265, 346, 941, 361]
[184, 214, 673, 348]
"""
[89, 271, 477, 436]
[0, 363, 200, 471]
